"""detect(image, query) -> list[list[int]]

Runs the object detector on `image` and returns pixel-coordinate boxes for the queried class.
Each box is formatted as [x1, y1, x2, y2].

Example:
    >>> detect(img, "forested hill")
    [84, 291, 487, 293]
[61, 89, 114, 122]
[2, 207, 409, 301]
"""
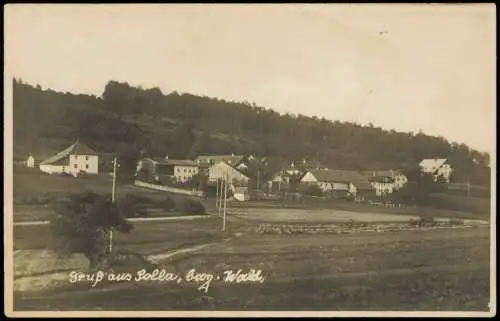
[12, 78, 490, 185]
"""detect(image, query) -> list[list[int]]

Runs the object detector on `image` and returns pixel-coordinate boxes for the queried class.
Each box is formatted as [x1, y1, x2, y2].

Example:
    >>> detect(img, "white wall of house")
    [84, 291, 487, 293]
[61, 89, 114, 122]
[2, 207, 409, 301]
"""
[349, 183, 357, 195]
[436, 164, 453, 183]
[26, 156, 35, 168]
[318, 182, 350, 192]
[39, 164, 67, 175]
[234, 192, 250, 201]
[371, 182, 395, 196]
[69, 154, 99, 175]
[174, 165, 199, 182]
[393, 174, 408, 189]
[209, 162, 249, 184]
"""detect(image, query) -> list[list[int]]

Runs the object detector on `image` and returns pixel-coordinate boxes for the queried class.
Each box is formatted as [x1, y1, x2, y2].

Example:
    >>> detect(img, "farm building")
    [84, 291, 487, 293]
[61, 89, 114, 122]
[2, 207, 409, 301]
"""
[195, 154, 250, 172]
[136, 157, 204, 184]
[207, 161, 251, 186]
[419, 158, 453, 183]
[38, 140, 99, 177]
[300, 169, 374, 197]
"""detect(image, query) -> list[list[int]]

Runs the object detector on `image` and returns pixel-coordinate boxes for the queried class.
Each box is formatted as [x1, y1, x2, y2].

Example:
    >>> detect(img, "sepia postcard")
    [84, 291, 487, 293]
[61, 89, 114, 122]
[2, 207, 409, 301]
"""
[4, 3, 496, 317]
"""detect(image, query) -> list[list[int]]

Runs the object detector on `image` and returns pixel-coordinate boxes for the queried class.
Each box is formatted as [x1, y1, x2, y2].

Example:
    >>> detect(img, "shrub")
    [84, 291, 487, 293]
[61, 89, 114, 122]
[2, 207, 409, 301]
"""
[49, 192, 133, 269]
[161, 197, 175, 211]
[118, 193, 150, 218]
[183, 199, 206, 215]
[417, 216, 438, 227]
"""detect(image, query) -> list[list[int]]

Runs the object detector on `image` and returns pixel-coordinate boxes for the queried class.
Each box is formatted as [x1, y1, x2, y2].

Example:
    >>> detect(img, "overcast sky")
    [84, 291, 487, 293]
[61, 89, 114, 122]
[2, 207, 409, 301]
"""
[5, 4, 496, 154]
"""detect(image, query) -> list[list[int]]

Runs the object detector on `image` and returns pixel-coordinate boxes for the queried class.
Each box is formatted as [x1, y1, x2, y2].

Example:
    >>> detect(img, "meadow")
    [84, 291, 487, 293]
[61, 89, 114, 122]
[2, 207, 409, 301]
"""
[13, 223, 490, 311]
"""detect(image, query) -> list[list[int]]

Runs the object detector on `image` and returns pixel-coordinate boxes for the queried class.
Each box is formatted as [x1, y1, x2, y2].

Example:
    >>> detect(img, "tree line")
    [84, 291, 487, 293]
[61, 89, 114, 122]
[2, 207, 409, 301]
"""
[13, 78, 490, 186]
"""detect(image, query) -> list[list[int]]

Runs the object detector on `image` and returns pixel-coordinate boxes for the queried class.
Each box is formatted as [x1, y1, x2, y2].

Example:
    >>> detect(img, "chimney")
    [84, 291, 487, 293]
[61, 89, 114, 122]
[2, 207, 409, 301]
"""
[303, 158, 306, 164]
[291, 161, 295, 168]
[165, 155, 169, 160]
[231, 153, 235, 157]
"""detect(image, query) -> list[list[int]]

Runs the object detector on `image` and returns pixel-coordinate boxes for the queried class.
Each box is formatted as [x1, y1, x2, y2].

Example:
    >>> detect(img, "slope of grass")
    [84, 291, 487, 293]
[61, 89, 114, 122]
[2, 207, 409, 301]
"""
[13, 226, 490, 311]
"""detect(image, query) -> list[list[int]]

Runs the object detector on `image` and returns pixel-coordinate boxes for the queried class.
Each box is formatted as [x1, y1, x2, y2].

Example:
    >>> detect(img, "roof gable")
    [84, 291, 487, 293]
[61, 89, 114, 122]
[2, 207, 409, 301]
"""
[419, 159, 448, 172]
[195, 155, 246, 166]
[210, 161, 251, 180]
[307, 169, 374, 190]
[40, 141, 98, 165]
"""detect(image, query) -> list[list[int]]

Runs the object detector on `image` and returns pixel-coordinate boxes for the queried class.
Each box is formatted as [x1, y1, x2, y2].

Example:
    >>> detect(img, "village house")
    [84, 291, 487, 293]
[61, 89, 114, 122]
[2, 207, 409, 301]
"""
[194, 154, 256, 185]
[195, 154, 249, 172]
[136, 157, 203, 184]
[207, 161, 251, 186]
[266, 159, 328, 192]
[26, 155, 35, 168]
[300, 169, 375, 198]
[419, 158, 453, 183]
[361, 170, 408, 196]
[38, 140, 99, 177]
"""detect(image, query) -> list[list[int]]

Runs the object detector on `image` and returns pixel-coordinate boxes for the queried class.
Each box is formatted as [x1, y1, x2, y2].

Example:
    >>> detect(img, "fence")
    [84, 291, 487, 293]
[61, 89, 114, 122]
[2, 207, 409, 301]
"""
[134, 180, 204, 197]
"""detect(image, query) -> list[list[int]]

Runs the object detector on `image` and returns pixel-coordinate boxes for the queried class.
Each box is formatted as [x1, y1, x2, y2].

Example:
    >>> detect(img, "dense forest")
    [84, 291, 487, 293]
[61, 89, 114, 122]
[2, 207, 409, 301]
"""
[12, 78, 490, 185]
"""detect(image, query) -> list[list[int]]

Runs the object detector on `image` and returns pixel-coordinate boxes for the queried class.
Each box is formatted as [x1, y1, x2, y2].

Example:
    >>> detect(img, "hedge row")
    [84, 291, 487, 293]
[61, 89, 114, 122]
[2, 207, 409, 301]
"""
[255, 218, 467, 235]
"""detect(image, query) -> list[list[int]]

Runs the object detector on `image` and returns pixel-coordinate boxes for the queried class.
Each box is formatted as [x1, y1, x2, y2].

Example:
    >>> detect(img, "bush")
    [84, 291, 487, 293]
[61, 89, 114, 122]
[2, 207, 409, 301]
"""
[183, 199, 206, 215]
[118, 193, 150, 218]
[417, 216, 438, 227]
[161, 197, 175, 211]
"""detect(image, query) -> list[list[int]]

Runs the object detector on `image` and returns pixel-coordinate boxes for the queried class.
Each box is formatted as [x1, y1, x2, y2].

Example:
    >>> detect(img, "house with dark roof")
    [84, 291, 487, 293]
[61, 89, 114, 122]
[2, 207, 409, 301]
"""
[300, 169, 374, 197]
[136, 157, 204, 184]
[38, 140, 99, 177]
[266, 159, 328, 192]
[195, 154, 249, 171]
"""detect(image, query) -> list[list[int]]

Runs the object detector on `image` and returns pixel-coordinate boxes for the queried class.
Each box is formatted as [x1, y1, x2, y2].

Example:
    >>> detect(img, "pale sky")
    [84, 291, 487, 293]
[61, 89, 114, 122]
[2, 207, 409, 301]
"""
[4, 4, 496, 154]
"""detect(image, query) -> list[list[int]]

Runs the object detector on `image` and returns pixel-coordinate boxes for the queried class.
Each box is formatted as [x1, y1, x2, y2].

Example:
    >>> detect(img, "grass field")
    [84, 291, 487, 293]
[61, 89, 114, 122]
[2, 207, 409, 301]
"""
[13, 225, 490, 311]
[226, 195, 491, 221]
[12, 167, 490, 223]
[12, 168, 213, 221]
[13, 218, 225, 255]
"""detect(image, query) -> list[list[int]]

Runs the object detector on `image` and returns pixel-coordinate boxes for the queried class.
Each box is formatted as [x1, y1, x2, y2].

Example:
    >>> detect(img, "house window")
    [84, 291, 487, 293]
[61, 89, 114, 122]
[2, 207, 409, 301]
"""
[85, 164, 89, 169]
[184, 169, 186, 173]
[74, 164, 78, 169]
[85, 156, 89, 161]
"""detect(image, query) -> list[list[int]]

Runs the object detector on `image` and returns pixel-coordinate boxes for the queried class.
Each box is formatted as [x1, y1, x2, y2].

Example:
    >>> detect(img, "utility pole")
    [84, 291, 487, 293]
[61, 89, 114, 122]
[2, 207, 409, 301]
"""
[218, 178, 223, 217]
[216, 178, 219, 213]
[108, 156, 117, 254]
[256, 166, 260, 201]
[223, 172, 228, 232]
[467, 179, 471, 199]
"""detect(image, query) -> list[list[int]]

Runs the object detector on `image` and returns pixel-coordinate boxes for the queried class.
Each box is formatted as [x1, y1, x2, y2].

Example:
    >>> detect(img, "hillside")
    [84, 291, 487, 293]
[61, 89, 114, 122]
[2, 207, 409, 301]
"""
[12, 78, 491, 185]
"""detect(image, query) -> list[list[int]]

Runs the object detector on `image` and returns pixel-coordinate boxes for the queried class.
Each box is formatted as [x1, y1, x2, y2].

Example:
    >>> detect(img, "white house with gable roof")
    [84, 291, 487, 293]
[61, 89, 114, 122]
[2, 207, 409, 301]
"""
[39, 140, 99, 177]
[419, 158, 453, 183]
